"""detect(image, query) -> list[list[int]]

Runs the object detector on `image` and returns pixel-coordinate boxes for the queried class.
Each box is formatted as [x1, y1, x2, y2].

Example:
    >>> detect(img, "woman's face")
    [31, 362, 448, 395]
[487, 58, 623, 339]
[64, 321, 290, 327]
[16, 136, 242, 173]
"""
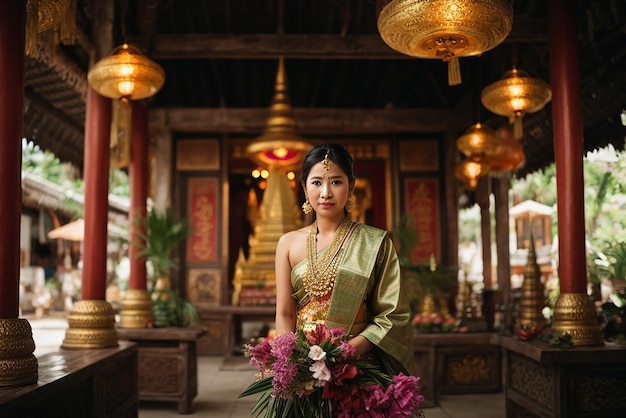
[303, 160, 352, 218]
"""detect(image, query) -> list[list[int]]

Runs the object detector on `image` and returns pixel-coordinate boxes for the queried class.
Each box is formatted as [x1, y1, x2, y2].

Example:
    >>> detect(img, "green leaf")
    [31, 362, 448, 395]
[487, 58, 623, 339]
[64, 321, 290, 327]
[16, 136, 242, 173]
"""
[239, 377, 273, 398]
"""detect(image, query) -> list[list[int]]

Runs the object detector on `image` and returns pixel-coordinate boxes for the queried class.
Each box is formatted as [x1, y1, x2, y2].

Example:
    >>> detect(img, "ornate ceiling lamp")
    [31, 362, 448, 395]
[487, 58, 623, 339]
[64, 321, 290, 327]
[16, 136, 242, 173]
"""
[25, 0, 75, 55]
[246, 57, 311, 169]
[481, 67, 552, 139]
[489, 126, 525, 172]
[377, 0, 513, 85]
[456, 122, 501, 157]
[455, 154, 491, 189]
[87, 44, 165, 168]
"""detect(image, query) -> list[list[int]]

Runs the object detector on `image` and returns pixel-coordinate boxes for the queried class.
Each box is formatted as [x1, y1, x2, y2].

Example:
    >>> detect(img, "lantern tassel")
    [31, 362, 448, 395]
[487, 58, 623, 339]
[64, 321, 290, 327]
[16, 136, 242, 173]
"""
[110, 98, 132, 168]
[512, 115, 524, 139]
[448, 57, 462, 86]
[25, 0, 39, 56]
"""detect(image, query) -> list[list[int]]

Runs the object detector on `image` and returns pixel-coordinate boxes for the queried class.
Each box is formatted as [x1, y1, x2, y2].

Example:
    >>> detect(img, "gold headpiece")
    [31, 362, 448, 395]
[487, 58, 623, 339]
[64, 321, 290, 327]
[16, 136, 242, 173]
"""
[322, 152, 332, 170]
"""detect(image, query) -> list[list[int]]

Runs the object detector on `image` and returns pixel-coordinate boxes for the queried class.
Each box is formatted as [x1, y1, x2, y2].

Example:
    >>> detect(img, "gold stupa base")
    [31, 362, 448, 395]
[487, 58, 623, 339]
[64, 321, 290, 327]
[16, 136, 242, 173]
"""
[552, 293, 604, 346]
[62, 300, 118, 349]
[118, 288, 154, 328]
[0, 318, 38, 387]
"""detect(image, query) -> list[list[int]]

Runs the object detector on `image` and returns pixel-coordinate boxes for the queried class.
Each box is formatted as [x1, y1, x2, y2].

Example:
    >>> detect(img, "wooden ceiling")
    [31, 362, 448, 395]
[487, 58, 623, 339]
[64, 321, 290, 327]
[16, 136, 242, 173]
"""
[22, 0, 626, 178]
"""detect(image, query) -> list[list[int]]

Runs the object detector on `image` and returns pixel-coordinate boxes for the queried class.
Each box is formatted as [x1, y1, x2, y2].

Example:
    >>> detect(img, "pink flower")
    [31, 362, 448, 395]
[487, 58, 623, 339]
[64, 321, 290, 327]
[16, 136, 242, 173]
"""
[330, 362, 358, 384]
[309, 360, 331, 383]
[269, 332, 299, 398]
[308, 345, 327, 361]
[247, 338, 274, 369]
[306, 323, 330, 345]
[391, 374, 424, 411]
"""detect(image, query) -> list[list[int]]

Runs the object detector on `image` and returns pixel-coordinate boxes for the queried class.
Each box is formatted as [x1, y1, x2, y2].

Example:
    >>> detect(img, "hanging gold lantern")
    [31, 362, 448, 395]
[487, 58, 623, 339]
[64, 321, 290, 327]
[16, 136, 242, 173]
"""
[489, 126, 525, 172]
[377, 0, 513, 85]
[246, 57, 311, 169]
[481, 68, 552, 140]
[455, 154, 491, 189]
[456, 122, 501, 157]
[88, 44, 165, 168]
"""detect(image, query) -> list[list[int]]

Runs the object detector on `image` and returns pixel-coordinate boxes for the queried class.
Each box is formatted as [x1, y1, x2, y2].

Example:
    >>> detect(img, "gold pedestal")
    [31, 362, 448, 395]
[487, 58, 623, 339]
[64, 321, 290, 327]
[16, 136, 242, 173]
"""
[62, 300, 118, 348]
[552, 293, 604, 346]
[118, 289, 154, 328]
[0, 318, 38, 387]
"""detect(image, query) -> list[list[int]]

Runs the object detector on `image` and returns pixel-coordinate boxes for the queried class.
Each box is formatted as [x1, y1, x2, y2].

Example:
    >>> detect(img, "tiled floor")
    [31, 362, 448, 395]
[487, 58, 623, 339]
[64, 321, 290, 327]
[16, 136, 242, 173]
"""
[29, 316, 506, 418]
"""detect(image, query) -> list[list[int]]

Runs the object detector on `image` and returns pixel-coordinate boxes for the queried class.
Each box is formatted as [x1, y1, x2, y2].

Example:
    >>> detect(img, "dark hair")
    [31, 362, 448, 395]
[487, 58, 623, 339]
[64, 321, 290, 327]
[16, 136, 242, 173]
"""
[300, 143, 355, 185]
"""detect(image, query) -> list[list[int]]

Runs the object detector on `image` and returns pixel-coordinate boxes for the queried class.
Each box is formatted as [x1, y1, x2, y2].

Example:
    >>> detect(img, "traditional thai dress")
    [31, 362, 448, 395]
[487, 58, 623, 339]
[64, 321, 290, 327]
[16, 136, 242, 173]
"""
[293, 222, 414, 375]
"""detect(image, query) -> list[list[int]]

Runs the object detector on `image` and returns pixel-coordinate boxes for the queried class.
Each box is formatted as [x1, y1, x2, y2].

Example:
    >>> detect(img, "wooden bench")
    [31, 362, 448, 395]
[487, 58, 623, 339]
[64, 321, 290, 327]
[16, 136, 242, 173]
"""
[116, 326, 207, 414]
[0, 341, 138, 418]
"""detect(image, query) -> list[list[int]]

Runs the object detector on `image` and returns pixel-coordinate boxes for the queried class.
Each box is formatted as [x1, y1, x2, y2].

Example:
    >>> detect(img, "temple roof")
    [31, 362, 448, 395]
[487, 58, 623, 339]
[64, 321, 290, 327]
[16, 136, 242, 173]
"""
[22, 1, 626, 179]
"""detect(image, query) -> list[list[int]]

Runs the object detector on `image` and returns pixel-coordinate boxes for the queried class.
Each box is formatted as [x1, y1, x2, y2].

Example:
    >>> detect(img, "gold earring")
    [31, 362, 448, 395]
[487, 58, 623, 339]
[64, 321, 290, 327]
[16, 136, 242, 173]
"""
[302, 200, 313, 214]
[345, 198, 354, 212]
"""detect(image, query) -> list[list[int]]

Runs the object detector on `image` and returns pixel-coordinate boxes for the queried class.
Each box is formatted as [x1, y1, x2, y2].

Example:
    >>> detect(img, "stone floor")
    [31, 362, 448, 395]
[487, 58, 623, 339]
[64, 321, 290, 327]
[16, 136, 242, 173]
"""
[29, 316, 506, 418]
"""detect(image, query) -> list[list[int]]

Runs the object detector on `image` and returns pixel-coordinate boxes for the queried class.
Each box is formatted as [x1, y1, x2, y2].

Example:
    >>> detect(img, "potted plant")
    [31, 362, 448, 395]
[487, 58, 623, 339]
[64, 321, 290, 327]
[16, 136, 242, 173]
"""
[135, 207, 198, 327]
[393, 215, 458, 317]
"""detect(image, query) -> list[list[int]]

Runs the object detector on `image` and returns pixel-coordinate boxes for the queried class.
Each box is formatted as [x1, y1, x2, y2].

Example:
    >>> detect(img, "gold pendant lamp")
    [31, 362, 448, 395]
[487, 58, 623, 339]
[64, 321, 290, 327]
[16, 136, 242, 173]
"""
[489, 126, 525, 172]
[456, 122, 501, 158]
[246, 57, 311, 169]
[377, 0, 513, 85]
[87, 44, 165, 168]
[455, 154, 491, 190]
[455, 123, 499, 189]
[481, 68, 552, 139]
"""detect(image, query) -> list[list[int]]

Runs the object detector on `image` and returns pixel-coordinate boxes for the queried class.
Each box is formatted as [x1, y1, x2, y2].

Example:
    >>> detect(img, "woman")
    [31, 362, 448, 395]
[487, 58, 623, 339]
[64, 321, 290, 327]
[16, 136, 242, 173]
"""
[274, 143, 414, 375]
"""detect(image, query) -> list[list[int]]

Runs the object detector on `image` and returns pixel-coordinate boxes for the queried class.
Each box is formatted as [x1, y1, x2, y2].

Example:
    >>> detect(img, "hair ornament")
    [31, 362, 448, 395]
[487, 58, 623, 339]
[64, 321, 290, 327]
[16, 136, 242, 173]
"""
[322, 152, 332, 170]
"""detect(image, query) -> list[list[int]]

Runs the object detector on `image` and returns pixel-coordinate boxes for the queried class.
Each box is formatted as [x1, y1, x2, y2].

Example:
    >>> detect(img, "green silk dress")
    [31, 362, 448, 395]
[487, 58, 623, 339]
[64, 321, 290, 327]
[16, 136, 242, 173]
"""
[292, 223, 414, 375]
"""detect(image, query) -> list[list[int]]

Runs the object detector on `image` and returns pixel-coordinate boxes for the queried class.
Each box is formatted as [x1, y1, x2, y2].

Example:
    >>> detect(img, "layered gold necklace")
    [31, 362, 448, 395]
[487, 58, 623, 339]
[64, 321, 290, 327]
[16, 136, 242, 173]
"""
[302, 216, 353, 298]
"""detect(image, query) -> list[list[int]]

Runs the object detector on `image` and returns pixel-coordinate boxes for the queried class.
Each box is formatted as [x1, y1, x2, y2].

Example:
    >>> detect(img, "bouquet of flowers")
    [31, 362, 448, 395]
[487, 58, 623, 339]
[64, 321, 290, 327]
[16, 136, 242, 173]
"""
[239, 323, 424, 418]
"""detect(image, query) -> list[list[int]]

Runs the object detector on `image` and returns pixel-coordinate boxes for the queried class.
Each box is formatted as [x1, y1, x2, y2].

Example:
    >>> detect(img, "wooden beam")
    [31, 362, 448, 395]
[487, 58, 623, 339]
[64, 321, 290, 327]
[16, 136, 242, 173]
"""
[133, 18, 548, 60]
[149, 107, 453, 134]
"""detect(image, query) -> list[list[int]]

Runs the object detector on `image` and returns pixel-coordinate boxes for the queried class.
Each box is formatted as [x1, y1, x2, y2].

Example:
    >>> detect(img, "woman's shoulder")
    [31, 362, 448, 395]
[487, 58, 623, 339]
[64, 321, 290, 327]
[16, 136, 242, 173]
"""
[277, 225, 309, 247]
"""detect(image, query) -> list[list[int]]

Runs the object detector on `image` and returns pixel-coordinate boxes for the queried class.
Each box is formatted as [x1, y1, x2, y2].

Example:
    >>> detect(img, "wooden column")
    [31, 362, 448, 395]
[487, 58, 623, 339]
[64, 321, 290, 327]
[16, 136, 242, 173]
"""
[118, 102, 153, 328]
[0, 0, 25, 319]
[0, 0, 38, 388]
[129, 101, 149, 291]
[476, 177, 492, 289]
[80, 87, 111, 300]
[548, 0, 603, 345]
[153, 128, 173, 213]
[62, 0, 118, 348]
[493, 174, 512, 332]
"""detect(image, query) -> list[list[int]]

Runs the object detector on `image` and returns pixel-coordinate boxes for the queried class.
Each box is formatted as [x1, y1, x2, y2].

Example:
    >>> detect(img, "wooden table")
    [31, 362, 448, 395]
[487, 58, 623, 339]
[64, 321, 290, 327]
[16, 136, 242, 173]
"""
[0, 341, 138, 418]
[493, 335, 626, 418]
[116, 326, 207, 414]
[413, 332, 501, 407]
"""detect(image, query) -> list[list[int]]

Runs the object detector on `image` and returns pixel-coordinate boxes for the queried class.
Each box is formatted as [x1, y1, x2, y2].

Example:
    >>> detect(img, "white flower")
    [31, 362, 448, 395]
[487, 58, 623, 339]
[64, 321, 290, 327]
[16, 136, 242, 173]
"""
[308, 345, 327, 361]
[309, 360, 331, 383]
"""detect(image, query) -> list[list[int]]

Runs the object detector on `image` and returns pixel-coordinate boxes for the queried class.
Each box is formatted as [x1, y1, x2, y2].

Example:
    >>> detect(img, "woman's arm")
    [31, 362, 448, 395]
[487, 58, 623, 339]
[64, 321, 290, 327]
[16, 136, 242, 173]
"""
[274, 233, 297, 335]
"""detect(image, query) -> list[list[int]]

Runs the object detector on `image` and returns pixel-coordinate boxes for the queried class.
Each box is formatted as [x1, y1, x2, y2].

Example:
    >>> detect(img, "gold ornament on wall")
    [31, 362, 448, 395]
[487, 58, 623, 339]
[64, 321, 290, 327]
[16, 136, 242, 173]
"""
[25, 0, 76, 56]
[377, 0, 513, 85]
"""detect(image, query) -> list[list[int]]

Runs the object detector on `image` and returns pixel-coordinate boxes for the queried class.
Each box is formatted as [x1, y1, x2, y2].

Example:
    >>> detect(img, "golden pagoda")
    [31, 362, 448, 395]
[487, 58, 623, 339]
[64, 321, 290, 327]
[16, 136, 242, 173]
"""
[232, 168, 302, 305]
[517, 235, 548, 330]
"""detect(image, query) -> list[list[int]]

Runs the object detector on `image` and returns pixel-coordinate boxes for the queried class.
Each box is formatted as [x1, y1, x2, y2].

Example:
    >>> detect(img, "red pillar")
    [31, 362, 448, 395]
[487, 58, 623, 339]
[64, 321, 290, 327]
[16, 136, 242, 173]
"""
[0, 1, 26, 318]
[128, 101, 149, 290]
[81, 88, 111, 300]
[549, 0, 587, 294]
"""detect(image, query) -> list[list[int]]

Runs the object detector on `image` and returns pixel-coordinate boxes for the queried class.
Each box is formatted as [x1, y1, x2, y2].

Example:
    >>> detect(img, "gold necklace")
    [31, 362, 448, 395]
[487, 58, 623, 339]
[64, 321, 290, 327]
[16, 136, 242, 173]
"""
[302, 216, 353, 298]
